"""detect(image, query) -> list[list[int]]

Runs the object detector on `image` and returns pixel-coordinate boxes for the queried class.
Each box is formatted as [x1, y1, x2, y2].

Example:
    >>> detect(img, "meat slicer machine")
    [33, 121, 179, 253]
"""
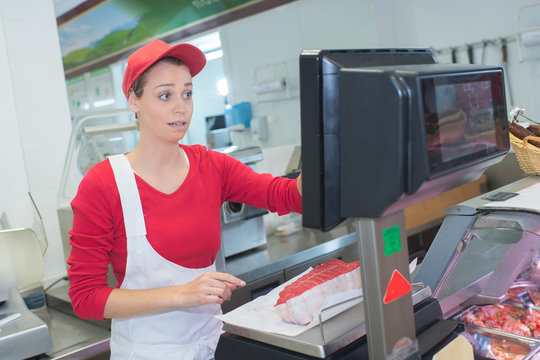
[216, 49, 511, 359]
[57, 109, 140, 288]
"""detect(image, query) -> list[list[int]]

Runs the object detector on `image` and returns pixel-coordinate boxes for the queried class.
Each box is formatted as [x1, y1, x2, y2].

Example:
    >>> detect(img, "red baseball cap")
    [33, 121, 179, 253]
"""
[122, 39, 207, 99]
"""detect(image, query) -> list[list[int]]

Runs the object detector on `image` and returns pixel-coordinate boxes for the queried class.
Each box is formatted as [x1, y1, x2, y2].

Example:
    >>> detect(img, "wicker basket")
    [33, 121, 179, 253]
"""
[509, 132, 540, 175]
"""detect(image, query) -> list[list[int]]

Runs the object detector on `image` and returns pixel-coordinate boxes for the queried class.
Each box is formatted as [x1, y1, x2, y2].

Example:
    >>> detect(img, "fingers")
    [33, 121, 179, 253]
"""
[208, 272, 246, 288]
[207, 272, 245, 299]
[190, 272, 246, 305]
[203, 280, 232, 302]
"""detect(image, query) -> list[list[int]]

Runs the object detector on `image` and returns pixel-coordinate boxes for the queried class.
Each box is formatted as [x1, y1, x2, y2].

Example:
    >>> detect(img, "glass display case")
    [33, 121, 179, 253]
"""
[436, 212, 540, 306]
[414, 176, 540, 360]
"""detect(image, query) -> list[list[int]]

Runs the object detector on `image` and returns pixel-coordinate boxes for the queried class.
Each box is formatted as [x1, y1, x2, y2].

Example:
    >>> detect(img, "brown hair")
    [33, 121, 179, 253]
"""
[130, 57, 186, 98]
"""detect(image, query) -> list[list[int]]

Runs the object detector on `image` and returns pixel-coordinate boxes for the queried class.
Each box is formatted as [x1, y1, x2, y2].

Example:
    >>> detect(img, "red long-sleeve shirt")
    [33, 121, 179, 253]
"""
[67, 145, 302, 320]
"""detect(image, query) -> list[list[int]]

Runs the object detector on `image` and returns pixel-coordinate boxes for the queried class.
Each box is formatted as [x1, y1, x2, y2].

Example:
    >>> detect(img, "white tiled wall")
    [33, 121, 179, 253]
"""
[0, 0, 72, 283]
[220, 0, 377, 149]
[0, 10, 29, 227]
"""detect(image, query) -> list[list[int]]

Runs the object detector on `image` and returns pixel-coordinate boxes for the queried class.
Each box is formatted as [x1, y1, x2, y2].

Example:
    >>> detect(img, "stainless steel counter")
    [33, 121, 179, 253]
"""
[36, 306, 110, 359]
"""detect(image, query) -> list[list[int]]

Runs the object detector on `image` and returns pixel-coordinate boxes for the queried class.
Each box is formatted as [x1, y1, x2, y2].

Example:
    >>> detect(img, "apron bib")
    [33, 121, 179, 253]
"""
[108, 154, 222, 360]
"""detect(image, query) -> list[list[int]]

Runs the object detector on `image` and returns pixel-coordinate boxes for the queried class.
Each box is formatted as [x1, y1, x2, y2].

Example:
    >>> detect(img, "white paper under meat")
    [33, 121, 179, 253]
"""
[215, 268, 363, 337]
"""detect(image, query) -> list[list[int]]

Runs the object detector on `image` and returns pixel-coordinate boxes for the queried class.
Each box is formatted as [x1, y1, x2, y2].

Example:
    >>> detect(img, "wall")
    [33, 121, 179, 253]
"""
[0, 5, 28, 227]
[375, 0, 540, 121]
[219, 0, 540, 153]
[0, 0, 71, 283]
[189, 54, 227, 146]
[220, 0, 377, 149]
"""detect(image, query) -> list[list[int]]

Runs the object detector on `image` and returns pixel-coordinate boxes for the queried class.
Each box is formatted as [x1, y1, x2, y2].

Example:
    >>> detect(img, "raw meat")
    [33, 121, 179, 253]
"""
[460, 304, 540, 338]
[274, 259, 361, 325]
[507, 286, 540, 306]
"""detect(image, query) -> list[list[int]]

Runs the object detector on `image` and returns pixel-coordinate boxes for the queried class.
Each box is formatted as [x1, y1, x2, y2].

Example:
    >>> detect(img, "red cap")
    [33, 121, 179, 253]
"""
[122, 39, 206, 99]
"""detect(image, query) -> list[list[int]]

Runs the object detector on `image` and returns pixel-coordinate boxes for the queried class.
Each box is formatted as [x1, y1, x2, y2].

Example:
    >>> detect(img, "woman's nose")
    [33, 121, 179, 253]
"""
[174, 96, 186, 113]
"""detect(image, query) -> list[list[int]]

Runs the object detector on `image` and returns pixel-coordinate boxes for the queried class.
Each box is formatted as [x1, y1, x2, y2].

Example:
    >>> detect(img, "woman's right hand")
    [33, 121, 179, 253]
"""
[177, 271, 246, 307]
[104, 271, 246, 319]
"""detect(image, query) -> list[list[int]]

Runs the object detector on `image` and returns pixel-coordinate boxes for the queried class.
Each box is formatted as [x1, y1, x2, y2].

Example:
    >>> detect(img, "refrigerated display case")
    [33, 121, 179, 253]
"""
[414, 176, 540, 360]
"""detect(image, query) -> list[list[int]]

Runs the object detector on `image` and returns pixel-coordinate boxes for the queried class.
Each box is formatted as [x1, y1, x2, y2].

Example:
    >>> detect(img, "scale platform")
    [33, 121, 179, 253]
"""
[221, 285, 432, 358]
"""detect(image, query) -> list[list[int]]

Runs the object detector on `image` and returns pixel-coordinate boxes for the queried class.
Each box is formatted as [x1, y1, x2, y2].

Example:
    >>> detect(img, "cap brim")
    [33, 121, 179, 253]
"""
[160, 43, 206, 78]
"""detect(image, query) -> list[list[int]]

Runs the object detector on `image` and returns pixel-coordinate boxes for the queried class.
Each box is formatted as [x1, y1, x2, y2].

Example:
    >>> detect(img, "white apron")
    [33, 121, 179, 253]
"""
[108, 154, 222, 360]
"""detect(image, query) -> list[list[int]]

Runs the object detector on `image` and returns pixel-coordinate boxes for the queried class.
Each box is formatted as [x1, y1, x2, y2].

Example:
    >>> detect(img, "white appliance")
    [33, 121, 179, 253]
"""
[0, 228, 53, 359]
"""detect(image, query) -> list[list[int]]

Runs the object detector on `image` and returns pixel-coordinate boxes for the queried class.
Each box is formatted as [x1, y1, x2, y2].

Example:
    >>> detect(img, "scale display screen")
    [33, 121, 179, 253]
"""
[422, 71, 508, 176]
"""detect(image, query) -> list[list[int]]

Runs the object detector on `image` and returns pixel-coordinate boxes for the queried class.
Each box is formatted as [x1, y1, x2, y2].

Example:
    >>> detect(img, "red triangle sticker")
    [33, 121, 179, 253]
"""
[383, 270, 411, 304]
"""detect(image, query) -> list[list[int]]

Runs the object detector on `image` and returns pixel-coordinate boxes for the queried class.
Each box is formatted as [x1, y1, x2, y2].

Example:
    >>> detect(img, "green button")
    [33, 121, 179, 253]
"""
[382, 225, 402, 256]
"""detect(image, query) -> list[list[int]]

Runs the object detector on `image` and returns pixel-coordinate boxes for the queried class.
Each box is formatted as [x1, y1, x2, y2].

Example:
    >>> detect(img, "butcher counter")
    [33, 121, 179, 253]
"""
[40, 221, 359, 359]
[215, 176, 540, 360]
[39, 181, 489, 359]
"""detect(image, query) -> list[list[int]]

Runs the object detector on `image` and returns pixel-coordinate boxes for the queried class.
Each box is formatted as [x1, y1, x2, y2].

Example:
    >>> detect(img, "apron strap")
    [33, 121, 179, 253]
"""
[108, 154, 147, 237]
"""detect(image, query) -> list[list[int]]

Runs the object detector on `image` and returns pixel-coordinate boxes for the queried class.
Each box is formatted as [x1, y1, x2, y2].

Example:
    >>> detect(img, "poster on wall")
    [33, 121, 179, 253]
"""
[89, 67, 116, 109]
[58, 0, 281, 77]
[66, 75, 89, 116]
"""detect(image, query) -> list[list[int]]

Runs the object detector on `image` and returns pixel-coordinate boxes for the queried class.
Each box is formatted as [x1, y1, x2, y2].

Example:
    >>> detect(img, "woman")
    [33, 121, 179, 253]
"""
[67, 39, 302, 359]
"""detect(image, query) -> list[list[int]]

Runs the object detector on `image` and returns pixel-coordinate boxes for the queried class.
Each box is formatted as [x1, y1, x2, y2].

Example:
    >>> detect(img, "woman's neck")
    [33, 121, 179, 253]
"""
[127, 135, 185, 174]
[125, 139, 189, 194]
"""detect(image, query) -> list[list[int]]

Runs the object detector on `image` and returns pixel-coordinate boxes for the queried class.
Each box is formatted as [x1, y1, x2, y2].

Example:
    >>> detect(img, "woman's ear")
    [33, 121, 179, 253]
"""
[127, 91, 139, 113]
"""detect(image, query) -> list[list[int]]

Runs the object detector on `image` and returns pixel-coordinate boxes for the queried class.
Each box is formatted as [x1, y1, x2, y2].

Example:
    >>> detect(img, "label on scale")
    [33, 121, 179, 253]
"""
[382, 225, 402, 256]
[383, 269, 412, 304]
[386, 337, 419, 360]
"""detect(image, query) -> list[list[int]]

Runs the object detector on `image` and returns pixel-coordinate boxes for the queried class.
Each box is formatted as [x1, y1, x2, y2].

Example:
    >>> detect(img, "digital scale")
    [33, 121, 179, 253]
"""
[216, 48, 510, 359]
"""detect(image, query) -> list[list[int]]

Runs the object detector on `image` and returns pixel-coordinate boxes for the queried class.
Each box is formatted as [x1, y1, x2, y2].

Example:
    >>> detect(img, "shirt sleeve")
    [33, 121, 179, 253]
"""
[67, 162, 117, 320]
[216, 151, 302, 215]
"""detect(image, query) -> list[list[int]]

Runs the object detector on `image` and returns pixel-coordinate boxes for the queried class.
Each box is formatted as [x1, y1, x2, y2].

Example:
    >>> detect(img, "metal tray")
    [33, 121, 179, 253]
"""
[454, 304, 540, 343]
[222, 284, 432, 358]
[462, 325, 540, 360]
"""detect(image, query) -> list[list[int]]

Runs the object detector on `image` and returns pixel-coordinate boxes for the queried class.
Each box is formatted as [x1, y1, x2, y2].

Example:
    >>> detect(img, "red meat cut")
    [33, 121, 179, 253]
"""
[275, 258, 361, 324]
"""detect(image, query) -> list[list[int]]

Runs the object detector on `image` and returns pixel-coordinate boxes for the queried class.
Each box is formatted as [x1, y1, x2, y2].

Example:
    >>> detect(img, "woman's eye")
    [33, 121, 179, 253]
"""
[159, 93, 170, 100]
[183, 91, 192, 99]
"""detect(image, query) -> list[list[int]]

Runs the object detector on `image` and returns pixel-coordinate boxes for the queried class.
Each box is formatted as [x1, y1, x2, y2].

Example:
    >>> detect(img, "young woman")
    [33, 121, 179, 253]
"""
[67, 39, 302, 359]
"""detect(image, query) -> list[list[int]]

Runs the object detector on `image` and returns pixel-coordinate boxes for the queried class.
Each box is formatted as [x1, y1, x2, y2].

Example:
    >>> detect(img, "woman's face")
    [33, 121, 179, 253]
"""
[128, 61, 194, 143]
